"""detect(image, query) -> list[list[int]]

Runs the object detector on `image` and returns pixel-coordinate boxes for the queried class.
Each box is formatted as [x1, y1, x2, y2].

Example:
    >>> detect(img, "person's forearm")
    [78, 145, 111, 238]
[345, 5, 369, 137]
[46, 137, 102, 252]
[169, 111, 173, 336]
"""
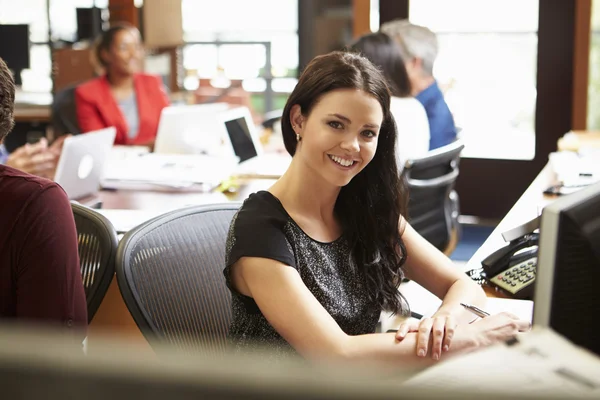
[435, 277, 487, 324]
[337, 331, 477, 368]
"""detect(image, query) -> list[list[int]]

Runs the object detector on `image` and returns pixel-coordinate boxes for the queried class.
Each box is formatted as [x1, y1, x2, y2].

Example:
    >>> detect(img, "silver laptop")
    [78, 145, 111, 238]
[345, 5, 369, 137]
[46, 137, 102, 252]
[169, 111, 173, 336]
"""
[54, 127, 116, 200]
[154, 103, 230, 155]
[218, 106, 291, 178]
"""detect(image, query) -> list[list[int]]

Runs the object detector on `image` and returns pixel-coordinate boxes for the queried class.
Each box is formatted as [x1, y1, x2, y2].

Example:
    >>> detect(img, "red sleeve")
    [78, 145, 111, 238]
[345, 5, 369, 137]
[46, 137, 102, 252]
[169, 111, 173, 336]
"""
[15, 183, 88, 338]
[75, 87, 106, 134]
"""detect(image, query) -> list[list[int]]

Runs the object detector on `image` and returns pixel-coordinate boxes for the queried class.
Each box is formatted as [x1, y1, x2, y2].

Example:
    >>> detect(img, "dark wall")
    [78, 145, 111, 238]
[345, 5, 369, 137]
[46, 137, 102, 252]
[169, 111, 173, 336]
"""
[379, 0, 409, 25]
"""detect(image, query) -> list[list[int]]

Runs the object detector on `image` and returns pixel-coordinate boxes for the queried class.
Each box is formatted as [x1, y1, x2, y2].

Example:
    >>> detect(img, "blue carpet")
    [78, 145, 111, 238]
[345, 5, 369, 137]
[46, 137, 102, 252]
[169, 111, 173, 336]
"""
[450, 224, 496, 261]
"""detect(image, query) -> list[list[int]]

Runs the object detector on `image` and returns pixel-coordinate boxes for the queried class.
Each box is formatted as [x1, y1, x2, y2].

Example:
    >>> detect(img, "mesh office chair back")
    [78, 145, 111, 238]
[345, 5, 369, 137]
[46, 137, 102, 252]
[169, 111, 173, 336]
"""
[71, 202, 118, 323]
[115, 204, 240, 354]
[402, 141, 464, 252]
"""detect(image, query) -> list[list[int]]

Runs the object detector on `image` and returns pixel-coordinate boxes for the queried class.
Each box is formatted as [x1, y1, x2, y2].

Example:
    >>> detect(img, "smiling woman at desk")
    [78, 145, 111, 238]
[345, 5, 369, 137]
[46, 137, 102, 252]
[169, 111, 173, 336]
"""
[223, 51, 530, 367]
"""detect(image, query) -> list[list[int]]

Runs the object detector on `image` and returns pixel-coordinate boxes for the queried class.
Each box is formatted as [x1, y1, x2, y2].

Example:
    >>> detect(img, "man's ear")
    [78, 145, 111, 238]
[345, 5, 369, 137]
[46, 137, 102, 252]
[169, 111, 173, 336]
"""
[290, 104, 305, 131]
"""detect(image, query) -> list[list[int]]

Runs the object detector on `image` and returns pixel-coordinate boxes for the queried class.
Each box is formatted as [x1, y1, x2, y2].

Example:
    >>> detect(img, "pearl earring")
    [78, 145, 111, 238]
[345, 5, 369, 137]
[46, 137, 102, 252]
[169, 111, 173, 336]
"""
[296, 133, 301, 142]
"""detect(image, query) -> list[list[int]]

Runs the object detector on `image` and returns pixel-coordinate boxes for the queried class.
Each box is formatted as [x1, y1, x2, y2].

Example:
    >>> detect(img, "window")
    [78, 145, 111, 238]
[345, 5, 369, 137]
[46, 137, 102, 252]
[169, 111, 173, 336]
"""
[49, 0, 108, 42]
[409, 0, 539, 160]
[0, 0, 50, 91]
[181, 0, 298, 114]
[0, 0, 111, 91]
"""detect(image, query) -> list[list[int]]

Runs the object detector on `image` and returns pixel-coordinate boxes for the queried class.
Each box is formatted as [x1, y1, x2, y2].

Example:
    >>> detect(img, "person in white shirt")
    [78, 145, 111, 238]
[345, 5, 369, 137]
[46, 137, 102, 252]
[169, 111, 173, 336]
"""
[349, 32, 430, 168]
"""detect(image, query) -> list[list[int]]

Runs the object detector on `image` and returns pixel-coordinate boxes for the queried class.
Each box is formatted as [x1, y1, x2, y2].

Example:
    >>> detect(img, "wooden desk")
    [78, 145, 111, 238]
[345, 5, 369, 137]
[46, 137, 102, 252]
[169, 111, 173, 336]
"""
[88, 161, 562, 350]
[13, 106, 51, 123]
[89, 167, 560, 350]
[14, 91, 53, 123]
[465, 164, 558, 297]
[98, 188, 230, 210]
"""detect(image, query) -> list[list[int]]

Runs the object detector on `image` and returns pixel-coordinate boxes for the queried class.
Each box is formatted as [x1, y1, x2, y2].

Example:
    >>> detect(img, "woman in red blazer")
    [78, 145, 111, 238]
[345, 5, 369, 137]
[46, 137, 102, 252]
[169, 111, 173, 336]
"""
[76, 23, 170, 146]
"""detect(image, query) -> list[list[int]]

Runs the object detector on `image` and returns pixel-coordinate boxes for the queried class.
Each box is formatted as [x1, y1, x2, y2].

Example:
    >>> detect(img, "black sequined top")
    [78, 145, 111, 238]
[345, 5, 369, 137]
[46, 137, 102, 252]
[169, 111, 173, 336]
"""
[224, 191, 381, 358]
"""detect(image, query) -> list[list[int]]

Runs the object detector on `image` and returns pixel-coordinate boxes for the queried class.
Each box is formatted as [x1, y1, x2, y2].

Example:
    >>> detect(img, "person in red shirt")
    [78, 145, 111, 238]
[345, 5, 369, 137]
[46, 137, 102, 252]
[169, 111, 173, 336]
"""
[0, 57, 87, 339]
[75, 23, 170, 147]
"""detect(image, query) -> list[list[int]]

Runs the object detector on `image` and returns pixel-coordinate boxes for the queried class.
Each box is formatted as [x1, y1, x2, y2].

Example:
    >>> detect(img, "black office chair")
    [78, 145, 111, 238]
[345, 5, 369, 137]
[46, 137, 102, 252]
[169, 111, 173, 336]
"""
[402, 140, 465, 255]
[71, 202, 118, 323]
[115, 203, 241, 354]
[51, 85, 80, 137]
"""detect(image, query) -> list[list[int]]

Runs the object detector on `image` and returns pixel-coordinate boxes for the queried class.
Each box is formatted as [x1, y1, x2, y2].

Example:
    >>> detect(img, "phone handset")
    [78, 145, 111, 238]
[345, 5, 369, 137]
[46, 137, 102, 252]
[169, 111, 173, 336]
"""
[480, 216, 540, 299]
[481, 232, 539, 278]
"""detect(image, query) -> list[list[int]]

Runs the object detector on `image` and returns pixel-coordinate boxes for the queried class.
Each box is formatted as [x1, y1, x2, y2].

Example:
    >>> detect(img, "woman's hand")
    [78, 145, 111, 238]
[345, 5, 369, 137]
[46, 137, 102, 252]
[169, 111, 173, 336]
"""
[441, 312, 531, 356]
[395, 312, 531, 360]
[396, 313, 458, 360]
[6, 139, 56, 178]
[466, 312, 531, 346]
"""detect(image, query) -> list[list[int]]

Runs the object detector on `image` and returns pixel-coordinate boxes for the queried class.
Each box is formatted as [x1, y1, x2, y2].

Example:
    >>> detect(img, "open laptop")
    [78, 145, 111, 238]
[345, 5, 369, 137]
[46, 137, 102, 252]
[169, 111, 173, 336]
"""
[218, 106, 291, 178]
[154, 103, 230, 155]
[54, 127, 116, 200]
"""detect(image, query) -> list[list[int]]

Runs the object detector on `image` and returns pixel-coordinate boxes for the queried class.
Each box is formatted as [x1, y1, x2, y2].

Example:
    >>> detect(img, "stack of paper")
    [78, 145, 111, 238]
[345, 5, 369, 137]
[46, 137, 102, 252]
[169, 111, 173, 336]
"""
[102, 153, 237, 191]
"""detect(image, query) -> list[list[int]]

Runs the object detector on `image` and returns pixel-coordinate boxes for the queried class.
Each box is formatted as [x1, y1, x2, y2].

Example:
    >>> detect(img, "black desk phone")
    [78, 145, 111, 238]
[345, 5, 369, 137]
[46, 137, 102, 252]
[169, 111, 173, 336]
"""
[479, 216, 540, 299]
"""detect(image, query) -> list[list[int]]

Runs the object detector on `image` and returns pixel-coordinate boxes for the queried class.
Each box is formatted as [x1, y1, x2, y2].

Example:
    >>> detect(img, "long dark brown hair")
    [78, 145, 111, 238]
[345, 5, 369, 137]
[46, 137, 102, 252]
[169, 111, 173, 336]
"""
[281, 51, 409, 314]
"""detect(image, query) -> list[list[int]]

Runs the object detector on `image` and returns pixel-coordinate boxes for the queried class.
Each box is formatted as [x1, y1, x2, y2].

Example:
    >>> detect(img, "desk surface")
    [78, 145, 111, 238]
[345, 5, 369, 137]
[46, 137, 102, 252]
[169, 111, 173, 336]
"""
[96, 178, 276, 210]
[14, 91, 52, 123]
[89, 166, 558, 352]
[465, 164, 557, 297]
[13, 107, 51, 123]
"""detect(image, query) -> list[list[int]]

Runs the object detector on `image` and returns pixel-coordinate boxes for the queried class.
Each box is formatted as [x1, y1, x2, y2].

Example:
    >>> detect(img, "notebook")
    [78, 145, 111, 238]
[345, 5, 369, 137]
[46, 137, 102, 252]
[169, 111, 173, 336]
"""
[54, 127, 116, 200]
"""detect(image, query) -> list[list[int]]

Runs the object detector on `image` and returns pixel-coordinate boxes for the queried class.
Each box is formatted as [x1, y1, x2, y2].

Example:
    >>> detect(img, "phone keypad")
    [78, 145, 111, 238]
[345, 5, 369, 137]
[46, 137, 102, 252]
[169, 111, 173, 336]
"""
[489, 257, 537, 295]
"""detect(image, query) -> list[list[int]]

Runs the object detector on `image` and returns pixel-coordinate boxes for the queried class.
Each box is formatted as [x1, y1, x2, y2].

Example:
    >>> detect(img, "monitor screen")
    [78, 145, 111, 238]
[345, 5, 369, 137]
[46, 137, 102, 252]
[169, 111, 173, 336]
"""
[534, 182, 600, 356]
[224, 116, 258, 163]
[0, 24, 30, 84]
[76, 7, 103, 42]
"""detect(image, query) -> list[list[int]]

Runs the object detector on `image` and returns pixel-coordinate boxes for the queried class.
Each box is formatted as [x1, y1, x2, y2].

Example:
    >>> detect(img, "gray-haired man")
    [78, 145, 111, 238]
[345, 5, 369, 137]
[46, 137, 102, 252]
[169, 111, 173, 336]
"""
[381, 19, 457, 150]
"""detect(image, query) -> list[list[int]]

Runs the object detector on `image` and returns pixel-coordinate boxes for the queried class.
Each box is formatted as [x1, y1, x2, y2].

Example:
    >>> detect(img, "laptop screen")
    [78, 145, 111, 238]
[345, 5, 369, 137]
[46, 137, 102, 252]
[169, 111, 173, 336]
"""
[224, 117, 258, 163]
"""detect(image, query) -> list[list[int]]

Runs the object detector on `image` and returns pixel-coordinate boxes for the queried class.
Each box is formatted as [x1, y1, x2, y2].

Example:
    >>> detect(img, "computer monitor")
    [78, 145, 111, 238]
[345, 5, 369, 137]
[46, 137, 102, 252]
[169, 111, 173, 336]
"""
[533, 182, 600, 356]
[76, 7, 104, 42]
[0, 24, 30, 86]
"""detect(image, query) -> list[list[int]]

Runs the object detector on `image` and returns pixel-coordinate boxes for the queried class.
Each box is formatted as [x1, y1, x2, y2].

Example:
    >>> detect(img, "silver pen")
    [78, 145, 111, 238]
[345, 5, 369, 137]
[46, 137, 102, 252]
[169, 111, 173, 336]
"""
[460, 302, 491, 318]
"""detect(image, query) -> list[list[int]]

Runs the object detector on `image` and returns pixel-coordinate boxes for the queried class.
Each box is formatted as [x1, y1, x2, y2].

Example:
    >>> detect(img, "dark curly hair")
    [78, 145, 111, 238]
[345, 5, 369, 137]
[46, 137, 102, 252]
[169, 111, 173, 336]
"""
[0, 57, 15, 143]
[281, 51, 410, 314]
